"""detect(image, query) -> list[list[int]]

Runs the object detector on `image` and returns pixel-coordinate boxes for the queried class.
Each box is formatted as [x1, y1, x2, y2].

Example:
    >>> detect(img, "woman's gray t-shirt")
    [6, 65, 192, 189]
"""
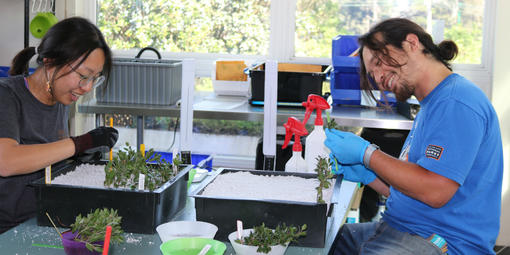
[0, 75, 69, 233]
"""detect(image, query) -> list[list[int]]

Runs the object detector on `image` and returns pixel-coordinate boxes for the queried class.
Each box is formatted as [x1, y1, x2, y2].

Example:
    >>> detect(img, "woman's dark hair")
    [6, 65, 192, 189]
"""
[9, 17, 112, 84]
[358, 18, 458, 97]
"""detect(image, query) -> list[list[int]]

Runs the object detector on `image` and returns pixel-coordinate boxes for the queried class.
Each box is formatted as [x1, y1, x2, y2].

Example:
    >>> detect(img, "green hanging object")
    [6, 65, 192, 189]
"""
[29, 12, 58, 39]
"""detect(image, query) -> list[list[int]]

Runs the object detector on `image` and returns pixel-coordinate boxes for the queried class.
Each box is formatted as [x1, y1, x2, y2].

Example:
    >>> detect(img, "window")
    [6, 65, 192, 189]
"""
[84, 0, 495, 167]
[93, 0, 493, 96]
[295, 0, 485, 64]
[97, 0, 270, 55]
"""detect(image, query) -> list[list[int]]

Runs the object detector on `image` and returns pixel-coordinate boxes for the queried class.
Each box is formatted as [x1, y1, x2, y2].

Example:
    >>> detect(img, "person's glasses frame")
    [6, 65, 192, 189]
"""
[68, 64, 105, 89]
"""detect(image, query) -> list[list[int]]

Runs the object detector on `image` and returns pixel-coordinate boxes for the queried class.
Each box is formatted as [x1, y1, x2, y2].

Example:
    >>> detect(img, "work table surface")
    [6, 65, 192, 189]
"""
[0, 173, 358, 255]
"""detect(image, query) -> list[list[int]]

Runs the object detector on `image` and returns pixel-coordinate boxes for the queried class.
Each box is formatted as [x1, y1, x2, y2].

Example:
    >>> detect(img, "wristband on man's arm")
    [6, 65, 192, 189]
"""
[363, 144, 379, 168]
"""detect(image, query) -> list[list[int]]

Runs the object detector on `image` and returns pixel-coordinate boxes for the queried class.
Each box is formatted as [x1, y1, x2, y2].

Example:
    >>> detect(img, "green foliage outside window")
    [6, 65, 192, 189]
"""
[98, 0, 485, 64]
[97, 0, 270, 55]
[295, 0, 484, 64]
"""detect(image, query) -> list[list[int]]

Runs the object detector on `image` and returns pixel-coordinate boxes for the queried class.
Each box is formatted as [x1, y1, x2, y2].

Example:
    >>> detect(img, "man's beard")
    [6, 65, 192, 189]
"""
[395, 81, 414, 102]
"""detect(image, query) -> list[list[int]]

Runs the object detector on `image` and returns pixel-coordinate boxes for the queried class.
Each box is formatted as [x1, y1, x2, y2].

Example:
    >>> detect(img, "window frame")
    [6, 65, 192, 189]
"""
[79, 0, 496, 98]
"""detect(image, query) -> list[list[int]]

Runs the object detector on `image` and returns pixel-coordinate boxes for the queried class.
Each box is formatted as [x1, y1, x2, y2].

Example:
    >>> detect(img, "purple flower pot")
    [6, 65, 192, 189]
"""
[61, 231, 103, 255]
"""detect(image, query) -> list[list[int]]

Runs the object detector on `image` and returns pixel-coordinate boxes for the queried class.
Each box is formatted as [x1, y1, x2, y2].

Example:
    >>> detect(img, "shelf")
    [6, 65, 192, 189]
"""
[78, 92, 413, 130]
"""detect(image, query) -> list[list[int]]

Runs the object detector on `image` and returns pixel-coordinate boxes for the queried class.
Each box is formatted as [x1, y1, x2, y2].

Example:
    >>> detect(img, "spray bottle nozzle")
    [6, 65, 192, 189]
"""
[302, 94, 331, 126]
[282, 117, 308, 152]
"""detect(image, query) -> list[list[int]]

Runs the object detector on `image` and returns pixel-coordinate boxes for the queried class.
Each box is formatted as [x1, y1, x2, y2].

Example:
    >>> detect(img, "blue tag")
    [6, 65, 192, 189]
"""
[430, 234, 446, 250]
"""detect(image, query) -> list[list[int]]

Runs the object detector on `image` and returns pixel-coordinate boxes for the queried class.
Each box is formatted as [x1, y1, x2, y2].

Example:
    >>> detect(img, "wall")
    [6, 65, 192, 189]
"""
[0, 0, 25, 66]
[494, 0, 510, 246]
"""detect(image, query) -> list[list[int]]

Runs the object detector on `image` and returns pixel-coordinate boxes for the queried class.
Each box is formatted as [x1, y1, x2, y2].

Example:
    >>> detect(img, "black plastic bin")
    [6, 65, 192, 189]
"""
[32, 161, 192, 234]
[255, 134, 306, 171]
[192, 168, 343, 248]
[249, 64, 329, 105]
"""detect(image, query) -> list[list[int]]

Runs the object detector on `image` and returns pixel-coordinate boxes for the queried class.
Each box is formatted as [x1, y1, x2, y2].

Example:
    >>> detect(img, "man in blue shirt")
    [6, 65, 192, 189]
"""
[325, 18, 503, 255]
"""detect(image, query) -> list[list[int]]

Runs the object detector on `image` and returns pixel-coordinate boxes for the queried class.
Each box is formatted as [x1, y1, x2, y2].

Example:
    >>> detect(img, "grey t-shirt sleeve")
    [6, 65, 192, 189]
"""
[0, 84, 21, 142]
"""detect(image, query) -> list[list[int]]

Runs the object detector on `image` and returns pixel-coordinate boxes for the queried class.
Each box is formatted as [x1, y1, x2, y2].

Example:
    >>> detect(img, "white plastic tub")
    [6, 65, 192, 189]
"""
[228, 229, 289, 255]
[156, 221, 218, 243]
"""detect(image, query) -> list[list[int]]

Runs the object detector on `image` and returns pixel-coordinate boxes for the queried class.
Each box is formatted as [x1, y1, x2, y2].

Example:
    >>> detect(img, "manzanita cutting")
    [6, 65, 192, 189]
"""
[314, 156, 334, 204]
[236, 223, 307, 253]
[104, 143, 182, 191]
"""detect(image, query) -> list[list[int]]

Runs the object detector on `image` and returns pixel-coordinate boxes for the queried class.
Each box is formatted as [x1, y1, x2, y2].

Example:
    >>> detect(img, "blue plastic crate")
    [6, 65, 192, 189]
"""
[0, 66, 36, 77]
[148, 151, 213, 171]
[331, 35, 362, 105]
[0, 66, 10, 77]
[330, 35, 396, 106]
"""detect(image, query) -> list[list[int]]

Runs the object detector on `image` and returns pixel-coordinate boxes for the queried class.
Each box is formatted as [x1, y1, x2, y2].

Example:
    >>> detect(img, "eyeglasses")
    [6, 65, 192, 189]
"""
[68, 64, 105, 89]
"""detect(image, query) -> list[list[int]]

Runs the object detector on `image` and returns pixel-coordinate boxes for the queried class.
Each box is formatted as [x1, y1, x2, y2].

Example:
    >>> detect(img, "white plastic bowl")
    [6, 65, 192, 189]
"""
[228, 229, 289, 255]
[156, 221, 218, 243]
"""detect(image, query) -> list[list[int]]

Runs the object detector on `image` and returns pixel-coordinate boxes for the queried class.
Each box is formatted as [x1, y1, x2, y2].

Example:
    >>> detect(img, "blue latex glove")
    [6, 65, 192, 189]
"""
[324, 128, 370, 165]
[330, 154, 376, 185]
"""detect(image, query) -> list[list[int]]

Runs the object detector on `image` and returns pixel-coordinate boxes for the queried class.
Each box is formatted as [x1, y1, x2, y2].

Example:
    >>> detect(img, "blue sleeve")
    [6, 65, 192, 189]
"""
[416, 99, 485, 185]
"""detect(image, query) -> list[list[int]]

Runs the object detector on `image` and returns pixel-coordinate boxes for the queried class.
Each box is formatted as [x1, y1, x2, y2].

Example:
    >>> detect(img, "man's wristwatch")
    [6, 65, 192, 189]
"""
[363, 144, 380, 168]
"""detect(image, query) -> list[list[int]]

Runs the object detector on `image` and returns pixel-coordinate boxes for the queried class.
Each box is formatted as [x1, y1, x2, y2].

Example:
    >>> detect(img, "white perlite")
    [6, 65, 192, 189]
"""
[52, 164, 106, 188]
[201, 171, 336, 204]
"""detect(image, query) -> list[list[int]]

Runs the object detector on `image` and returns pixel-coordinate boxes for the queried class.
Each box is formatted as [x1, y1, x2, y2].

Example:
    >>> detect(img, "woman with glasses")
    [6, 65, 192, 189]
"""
[0, 17, 119, 233]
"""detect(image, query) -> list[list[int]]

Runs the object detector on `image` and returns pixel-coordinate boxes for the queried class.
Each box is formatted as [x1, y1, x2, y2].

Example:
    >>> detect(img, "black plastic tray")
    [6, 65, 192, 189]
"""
[191, 168, 343, 248]
[32, 161, 192, 234]
[249, 64, 328, 105]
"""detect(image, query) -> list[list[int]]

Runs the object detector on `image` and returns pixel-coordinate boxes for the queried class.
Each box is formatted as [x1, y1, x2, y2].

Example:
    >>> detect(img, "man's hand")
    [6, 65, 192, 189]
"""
[324, 128, 369, 165]
[331, 155, 376, 185]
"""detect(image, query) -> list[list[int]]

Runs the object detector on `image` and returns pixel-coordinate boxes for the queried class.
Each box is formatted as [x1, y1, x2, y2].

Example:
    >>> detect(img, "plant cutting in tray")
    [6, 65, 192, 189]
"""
[236, 223, 307, 253]
[104, 143, 182, 190]
[314, 156, 335, 204]
[69, 208, 124, 252]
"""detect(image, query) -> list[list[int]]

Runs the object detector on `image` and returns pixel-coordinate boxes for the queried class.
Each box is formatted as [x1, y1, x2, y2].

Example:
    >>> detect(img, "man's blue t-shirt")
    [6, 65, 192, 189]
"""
[382, 74, 503, 255]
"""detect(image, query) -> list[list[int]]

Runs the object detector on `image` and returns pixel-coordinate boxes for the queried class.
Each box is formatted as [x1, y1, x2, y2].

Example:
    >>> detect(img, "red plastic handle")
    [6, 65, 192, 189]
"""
[102, 226, 112, 255]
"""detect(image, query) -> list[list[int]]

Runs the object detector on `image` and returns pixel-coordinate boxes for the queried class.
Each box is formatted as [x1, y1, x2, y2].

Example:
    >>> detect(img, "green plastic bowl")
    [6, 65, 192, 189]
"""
[160, 237, 226, 255]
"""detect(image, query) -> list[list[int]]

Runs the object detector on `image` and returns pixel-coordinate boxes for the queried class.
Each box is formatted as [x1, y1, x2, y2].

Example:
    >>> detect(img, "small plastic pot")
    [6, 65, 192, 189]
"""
[156, 220, 218, 243]
[228, 229, 289, 255]
[61, 230, 103, 255]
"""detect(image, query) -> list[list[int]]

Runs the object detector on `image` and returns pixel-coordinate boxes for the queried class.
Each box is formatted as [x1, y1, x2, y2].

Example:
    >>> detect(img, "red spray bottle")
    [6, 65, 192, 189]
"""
[302, 94, 330, 172]
[282, 117, 308, 172]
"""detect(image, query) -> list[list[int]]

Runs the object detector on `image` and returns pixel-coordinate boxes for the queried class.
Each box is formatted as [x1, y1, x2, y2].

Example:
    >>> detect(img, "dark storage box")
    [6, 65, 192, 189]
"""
[249, 64, 328, 106]
[192, 168, 343, 248]
[32, 161, 192, 234]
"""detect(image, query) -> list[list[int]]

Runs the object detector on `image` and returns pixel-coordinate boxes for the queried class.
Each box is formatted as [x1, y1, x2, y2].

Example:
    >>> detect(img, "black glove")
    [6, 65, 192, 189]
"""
[70, 127, 119, 156]
[74, 151, 103, 164]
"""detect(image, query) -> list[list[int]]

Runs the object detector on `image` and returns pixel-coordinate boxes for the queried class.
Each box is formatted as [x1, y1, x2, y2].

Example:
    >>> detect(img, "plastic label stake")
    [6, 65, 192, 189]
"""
[140, 144, 145, 158]
[109, 117, 113, 161]
[197, 244, 212, 255]
[172, 148, 179, 175]
[237, 220, 244, 244]
[179, 59, 195, 165]
[138, 173, 145, 190]
[45, 165, 51, 184]
[263, 60, 278, 170]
